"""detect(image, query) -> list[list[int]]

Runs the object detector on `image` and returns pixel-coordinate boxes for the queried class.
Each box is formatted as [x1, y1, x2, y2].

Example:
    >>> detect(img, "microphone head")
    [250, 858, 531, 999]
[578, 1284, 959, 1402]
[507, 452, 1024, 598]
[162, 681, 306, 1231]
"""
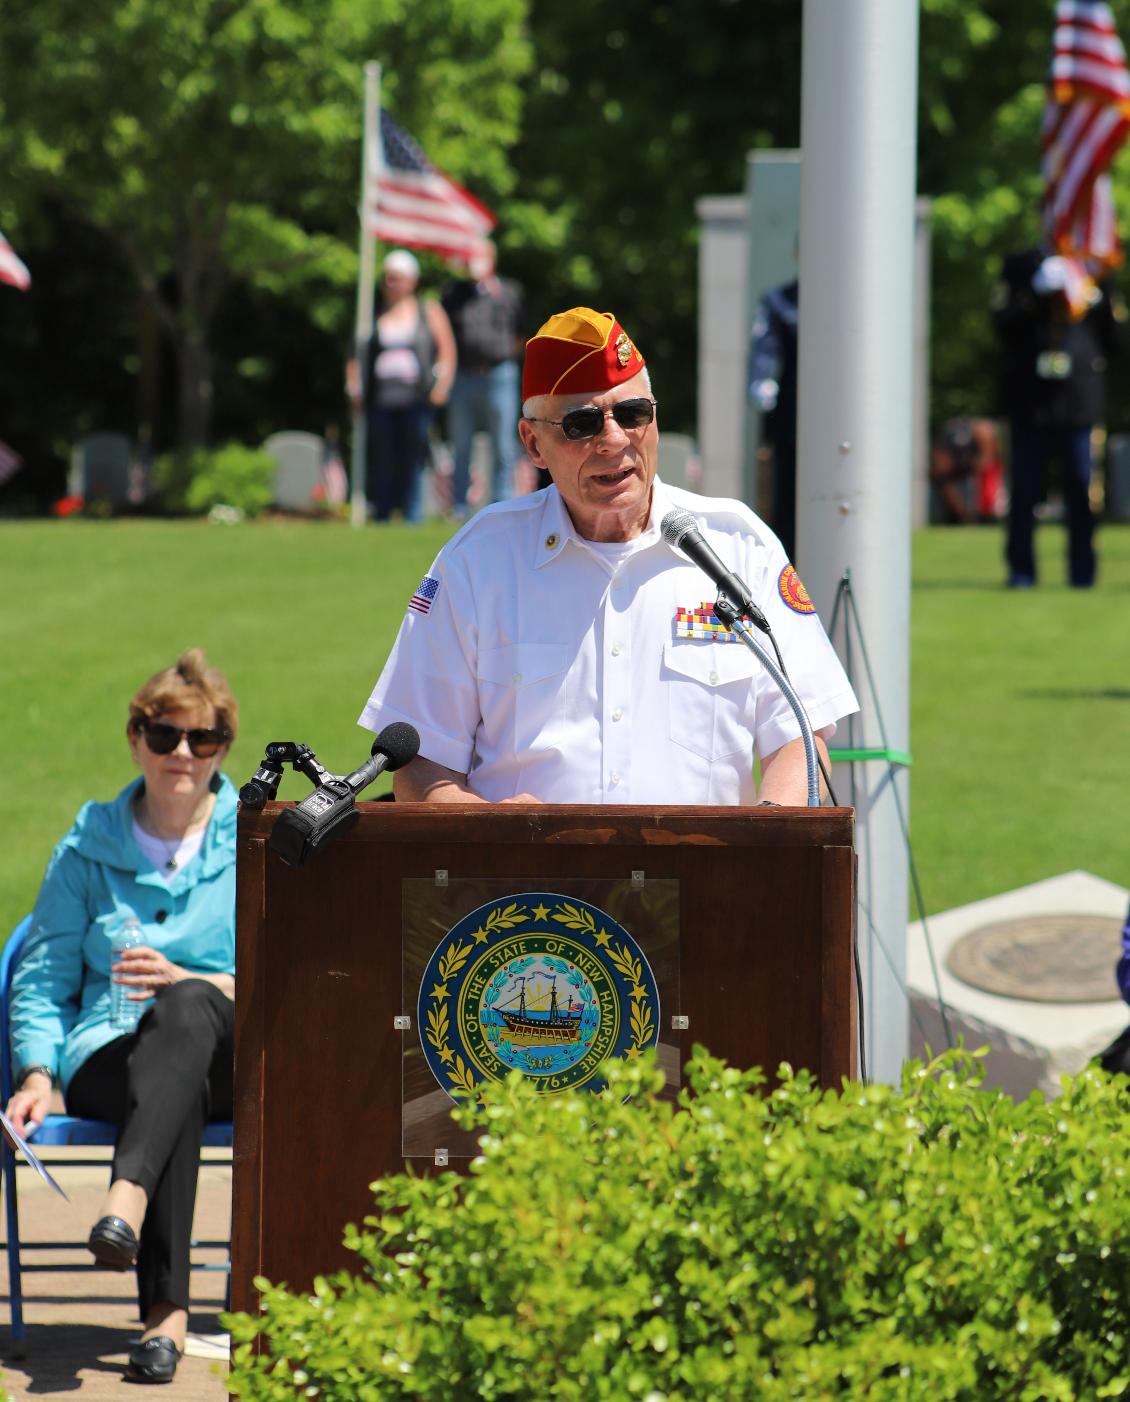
[660, 509, 697, 547]
[372, 722, 420, 771]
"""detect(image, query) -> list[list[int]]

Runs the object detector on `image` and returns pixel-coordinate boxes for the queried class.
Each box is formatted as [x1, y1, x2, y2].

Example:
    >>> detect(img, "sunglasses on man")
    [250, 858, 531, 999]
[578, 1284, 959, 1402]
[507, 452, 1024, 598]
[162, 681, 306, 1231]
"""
[524, 397, 657, 441]
[135, 720, 230, 759]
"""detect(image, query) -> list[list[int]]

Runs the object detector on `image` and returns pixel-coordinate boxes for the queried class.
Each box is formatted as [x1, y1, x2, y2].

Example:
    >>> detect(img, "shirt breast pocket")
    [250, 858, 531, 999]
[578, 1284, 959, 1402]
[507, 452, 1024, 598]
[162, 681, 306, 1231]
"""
[662, 640, 759, 762]
[477, 643, 570, 755]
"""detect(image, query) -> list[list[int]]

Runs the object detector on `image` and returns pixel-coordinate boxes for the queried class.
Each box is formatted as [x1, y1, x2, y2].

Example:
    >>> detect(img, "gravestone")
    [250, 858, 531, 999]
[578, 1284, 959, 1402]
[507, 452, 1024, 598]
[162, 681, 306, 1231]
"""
[262, 431, 325, 513]
[70, 433, 134, 508]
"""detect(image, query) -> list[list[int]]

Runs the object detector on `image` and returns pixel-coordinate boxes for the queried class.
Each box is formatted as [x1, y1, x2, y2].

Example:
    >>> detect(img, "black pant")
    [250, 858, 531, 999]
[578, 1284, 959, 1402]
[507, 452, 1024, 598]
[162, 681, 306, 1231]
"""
[1007, 421, 1096, 586]
[66, 979, 234, 1318]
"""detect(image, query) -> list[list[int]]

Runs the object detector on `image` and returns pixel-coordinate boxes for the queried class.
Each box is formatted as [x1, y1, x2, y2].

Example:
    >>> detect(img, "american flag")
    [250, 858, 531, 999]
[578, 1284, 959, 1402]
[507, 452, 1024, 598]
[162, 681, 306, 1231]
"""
[408, 574, 441, 616]
[1042, 0, 1130, 314]
[0, 232, 30, 291]
[363, 110, 495, 262]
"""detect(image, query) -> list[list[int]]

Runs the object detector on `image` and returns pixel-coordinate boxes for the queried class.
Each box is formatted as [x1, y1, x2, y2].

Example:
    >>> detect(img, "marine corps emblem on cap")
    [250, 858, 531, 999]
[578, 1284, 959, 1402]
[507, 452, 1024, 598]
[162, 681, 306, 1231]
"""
[522, 307, 646, 401]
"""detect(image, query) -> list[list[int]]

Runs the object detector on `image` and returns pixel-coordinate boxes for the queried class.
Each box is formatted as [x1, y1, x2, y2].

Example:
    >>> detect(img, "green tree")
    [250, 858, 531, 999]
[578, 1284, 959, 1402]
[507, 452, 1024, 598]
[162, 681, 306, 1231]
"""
[505, 0, 1130, 438]
[0, 0, 531, 449]
[504, 0, 803, 434]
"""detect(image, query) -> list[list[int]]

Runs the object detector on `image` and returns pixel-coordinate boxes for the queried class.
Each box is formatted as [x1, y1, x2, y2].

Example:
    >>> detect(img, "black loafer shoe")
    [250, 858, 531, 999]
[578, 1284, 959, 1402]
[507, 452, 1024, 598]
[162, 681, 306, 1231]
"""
[87, 1215, 139, 1271]
[125, 1335, 180, 1384]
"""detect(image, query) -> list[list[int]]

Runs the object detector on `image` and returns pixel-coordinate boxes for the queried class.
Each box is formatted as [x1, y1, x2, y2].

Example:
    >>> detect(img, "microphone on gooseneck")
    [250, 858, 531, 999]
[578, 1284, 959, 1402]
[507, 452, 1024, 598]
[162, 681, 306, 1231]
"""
[660, 510, 771, 635]
[268, 723, 420, 867]
[342, 722, 420, 795]
[662, 509, 836, 808]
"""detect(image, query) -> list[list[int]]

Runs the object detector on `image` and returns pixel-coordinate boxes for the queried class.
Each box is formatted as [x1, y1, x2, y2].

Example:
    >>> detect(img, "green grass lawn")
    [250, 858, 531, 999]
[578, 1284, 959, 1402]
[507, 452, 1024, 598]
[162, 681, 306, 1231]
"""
[0, 516, 454, 928]
[1, 517, 1128, 933]
[909, 520, 1130, 914]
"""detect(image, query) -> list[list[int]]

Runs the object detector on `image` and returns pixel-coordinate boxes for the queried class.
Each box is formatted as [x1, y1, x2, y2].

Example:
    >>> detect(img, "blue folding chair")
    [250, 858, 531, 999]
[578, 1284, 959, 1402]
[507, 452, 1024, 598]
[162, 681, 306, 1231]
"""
[1, 915, 232, 1355]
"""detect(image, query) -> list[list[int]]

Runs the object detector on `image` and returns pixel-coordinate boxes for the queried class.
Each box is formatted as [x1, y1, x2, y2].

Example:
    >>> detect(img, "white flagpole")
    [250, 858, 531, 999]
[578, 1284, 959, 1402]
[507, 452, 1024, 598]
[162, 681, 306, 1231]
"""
[799, 0, 918, 1083]
[350, 61, 381, 528]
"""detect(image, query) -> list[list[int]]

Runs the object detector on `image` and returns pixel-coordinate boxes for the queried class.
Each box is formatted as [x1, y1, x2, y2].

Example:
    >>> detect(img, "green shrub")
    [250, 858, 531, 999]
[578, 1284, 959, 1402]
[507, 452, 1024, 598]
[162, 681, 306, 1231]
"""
[151, 442, 275, 517]
[225, 1049, 1130, 1400]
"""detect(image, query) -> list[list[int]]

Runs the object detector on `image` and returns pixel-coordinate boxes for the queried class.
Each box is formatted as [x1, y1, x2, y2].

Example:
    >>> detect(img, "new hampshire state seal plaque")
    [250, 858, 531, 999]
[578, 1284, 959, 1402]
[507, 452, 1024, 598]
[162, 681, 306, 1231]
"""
[418, 892, 660, 1101]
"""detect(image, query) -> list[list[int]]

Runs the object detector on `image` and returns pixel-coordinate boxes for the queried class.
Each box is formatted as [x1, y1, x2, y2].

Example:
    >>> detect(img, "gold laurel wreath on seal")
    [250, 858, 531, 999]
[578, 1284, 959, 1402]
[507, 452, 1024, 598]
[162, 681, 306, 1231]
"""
[552, 903, 655, 1059]
[423, 899, 656, 1098]
[424, 903, 529, 1098]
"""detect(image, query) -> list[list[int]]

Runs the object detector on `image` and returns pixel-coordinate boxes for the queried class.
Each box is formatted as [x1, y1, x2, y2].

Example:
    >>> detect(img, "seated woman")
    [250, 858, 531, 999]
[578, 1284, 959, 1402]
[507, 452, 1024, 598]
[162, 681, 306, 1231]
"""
[5, 648, 238, 1385]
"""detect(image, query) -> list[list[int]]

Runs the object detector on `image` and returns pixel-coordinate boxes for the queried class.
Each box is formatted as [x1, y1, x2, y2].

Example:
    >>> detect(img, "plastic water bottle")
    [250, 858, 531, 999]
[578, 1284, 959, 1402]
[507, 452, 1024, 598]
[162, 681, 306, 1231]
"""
[110, 915, 144, 1032]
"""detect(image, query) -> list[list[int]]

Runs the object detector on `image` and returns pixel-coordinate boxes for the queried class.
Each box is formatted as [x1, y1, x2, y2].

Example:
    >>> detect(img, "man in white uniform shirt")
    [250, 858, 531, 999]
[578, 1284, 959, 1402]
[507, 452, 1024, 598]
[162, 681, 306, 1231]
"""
[359, 307, 857, 805]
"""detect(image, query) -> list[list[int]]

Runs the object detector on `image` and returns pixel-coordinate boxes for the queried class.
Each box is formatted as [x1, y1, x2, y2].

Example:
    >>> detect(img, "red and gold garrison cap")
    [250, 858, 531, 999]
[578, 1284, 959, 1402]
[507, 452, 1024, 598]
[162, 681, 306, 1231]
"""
[522, 307, 646, 400]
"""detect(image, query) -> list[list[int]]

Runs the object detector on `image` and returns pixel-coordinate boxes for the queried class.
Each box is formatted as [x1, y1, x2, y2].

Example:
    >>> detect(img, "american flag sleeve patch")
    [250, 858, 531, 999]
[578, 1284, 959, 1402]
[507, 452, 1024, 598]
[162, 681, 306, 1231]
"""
[408, 574, 441, 615]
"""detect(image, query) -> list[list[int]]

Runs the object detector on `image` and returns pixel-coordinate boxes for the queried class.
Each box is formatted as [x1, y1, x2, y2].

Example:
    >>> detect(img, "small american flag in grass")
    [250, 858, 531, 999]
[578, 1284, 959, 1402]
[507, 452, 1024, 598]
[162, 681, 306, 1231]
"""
[409, 575, 440, 616]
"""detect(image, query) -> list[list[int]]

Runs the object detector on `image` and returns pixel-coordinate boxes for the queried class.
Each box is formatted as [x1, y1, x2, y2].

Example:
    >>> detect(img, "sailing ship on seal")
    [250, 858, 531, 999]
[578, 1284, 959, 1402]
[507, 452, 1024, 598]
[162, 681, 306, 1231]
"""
[496, 973, 583, 1046]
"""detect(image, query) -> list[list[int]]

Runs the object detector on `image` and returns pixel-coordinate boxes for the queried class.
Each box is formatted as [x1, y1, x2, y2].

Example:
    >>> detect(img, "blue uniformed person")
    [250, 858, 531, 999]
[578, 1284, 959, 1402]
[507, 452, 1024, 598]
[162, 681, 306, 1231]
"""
[748, 278, 799, 560]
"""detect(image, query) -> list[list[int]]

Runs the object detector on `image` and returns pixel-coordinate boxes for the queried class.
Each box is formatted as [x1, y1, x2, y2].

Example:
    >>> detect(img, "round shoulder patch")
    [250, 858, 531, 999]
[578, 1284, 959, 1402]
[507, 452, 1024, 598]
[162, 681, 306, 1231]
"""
[417, 893, 660, 1101]
[778, 564, 815, 615]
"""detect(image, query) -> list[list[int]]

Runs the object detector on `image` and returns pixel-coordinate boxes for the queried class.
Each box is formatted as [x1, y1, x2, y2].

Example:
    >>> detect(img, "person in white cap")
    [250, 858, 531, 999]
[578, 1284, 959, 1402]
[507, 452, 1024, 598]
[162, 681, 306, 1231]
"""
[347, 248, 457, 522]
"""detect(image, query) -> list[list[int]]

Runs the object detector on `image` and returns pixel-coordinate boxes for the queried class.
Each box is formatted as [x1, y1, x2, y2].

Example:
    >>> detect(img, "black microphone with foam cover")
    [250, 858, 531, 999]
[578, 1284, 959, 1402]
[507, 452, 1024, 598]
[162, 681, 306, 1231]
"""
[660, 509, 770, 634]
[343, 721, 421, 795]
[268, 722, 420, 867]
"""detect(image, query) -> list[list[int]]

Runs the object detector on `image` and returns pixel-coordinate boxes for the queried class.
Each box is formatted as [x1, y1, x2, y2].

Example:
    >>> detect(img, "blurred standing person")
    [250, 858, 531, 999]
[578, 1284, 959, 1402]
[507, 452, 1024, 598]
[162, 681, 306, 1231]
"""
[440, 241, 525, 518]
[748, 277, 799, 560]
[992, 248, 1124, 587]
[347, 249, 456, 523]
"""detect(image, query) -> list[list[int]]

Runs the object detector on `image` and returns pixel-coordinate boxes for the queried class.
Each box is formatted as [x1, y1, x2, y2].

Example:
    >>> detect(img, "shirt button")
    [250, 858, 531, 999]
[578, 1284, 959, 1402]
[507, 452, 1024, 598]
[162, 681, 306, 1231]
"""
[610, 771, 621, 786]
[610, 644, 621, 657]
[709, 671, 719, 685]
[612, 708, 623, 722]
[512, 672, 522, 684]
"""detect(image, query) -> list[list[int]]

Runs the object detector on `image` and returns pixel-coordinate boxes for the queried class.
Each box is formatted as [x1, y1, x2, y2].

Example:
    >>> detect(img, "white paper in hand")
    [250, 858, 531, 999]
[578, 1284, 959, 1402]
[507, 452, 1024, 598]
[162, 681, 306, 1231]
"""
[0, 1109, 69, 1199]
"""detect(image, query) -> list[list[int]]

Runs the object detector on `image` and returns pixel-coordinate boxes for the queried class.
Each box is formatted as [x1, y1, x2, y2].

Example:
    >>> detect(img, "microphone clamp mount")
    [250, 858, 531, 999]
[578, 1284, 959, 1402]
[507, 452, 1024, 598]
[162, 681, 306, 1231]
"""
[238, 741, 340, 811]
[240, 724, 421, 866]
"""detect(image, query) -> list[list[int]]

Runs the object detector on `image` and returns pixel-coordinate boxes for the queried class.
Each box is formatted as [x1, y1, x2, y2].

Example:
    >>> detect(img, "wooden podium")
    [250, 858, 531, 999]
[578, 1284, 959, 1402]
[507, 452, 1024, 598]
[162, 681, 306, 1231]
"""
[231, 802, 854, 1312]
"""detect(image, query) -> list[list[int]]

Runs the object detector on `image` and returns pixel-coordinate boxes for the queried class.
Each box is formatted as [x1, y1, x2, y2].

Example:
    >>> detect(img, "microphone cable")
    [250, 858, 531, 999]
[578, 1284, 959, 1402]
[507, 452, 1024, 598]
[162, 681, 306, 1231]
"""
[660, 508, 839, 804]
[757, 620, 840, 807]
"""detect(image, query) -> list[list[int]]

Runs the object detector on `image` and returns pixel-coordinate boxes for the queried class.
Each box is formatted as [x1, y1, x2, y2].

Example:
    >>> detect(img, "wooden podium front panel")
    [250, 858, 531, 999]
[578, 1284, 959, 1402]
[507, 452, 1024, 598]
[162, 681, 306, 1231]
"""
[232, 804, 853, 1311]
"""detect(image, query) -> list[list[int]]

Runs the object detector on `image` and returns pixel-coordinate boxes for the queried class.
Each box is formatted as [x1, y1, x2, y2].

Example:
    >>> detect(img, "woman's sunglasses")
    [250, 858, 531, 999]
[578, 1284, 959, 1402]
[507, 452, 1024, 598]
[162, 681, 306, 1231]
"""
[136, 720, 230, 759]
[524, 396, 657, 441]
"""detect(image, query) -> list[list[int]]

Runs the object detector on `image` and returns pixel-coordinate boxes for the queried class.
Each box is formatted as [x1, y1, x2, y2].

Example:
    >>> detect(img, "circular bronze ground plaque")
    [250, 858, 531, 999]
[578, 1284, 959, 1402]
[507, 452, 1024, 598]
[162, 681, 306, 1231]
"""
[946, 914, 1124, 1002]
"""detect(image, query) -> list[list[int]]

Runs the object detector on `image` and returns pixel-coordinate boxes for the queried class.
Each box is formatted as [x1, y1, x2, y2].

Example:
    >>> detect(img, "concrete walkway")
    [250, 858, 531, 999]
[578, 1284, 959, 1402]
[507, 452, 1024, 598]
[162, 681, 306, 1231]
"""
[0, 1148, 231, 1400]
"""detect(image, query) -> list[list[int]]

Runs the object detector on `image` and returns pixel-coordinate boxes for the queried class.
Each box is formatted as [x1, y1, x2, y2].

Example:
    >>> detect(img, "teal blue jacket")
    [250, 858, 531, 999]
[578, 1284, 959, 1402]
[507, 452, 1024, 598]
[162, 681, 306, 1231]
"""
[10, 774, 237, 1092]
